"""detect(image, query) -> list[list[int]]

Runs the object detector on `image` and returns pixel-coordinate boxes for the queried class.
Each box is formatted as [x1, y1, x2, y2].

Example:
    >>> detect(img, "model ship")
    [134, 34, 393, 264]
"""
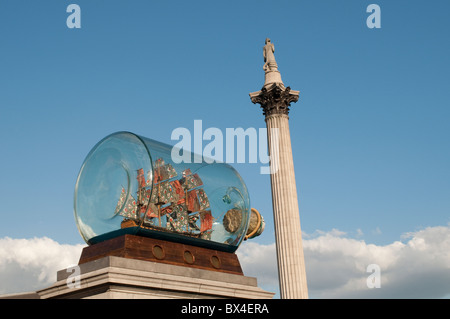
[114, 158, 214, 240]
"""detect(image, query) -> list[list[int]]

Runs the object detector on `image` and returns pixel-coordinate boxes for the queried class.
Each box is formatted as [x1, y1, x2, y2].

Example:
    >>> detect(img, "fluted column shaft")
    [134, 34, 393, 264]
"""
[265, 113, 308, 299]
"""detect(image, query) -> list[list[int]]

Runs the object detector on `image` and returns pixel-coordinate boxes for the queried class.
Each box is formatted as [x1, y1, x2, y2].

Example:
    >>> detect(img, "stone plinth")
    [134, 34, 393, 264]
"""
[264, 70, 283, 88]
[37, 256, 274, 299]
[78, 234, 243, 276]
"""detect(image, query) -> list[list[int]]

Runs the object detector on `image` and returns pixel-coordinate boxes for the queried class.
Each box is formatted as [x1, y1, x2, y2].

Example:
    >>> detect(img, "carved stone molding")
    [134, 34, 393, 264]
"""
[249, 83, 300, 117]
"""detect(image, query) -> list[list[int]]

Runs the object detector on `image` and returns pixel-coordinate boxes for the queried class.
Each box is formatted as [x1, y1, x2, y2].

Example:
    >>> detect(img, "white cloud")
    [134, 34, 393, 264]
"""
[0, 237, 84, 295]
[372, 227, 382, 235]
[304, 228, 347, 238]
[238, 225, 450, 299]
[237, 241, 278, 286]
[356, 228, 364, 237]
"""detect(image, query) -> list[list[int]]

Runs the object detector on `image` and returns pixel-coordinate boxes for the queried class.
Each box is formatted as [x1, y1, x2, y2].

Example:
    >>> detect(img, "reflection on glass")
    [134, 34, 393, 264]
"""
[74, 132, 251, 253]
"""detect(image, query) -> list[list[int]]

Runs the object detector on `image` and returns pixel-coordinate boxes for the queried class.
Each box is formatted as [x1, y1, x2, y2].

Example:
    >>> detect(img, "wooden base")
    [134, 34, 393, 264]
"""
[78, 234, 244, 275]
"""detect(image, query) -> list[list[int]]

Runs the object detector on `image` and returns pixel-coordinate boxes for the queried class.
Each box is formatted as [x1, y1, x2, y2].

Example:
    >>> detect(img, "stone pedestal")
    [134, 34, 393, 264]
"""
[264, 70, 283, 88]
[78, 234, 243, 275]
[37, 255, 274, 299]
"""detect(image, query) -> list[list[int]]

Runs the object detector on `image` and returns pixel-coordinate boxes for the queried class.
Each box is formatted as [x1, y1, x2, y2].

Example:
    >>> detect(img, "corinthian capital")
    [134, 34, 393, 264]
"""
[249, 83, 299, 117]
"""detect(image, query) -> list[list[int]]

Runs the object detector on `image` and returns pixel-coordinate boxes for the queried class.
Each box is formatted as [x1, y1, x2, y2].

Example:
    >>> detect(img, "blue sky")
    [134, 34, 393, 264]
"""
[0, 1, 449, 298]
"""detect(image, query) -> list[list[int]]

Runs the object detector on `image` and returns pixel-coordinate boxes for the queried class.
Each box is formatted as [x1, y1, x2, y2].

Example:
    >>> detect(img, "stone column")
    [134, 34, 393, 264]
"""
[267, 111, 308, 299]
[249, 41, 308, 298]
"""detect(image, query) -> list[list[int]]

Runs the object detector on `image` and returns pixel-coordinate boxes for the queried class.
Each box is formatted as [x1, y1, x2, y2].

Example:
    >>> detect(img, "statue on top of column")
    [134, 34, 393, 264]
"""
[263, 38, 278, 72]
